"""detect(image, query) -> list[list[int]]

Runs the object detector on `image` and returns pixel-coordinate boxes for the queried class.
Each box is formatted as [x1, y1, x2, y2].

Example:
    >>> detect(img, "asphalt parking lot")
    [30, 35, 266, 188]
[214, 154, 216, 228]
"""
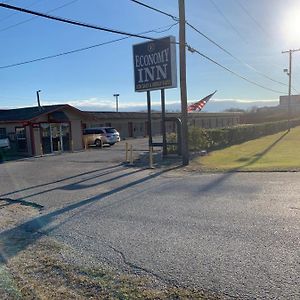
[0, 140, 299, 299]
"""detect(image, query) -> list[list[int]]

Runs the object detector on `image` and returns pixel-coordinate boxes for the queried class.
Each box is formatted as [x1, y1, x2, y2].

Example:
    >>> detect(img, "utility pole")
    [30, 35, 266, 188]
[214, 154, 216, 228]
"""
[178, 0, 189, 165]
[282, 48, 300, 131]
[113, 93, 120, 112]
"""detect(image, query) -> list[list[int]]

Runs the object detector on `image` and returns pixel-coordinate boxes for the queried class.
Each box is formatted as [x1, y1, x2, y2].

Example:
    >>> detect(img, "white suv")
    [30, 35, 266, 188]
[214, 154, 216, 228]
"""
[83, 127, 120, 147]
[101, 127, 121, 145]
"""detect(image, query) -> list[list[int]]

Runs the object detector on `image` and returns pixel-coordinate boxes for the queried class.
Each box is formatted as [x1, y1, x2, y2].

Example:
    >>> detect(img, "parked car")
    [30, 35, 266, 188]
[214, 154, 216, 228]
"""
[0, 137, 10, 150]
[83, 127, 120, 148]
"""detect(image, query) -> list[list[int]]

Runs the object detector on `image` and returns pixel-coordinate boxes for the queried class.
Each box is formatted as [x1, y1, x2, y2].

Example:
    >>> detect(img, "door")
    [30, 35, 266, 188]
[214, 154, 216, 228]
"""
[128, 122, 133, 137]
[61, 123, 70, 151]
[41, 123, 51, 154]
[51, 124, 61, 151]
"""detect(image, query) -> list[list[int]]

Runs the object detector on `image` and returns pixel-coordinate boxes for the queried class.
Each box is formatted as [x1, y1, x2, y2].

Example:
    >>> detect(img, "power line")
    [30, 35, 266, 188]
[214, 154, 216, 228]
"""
[208, 0, 246, 42]
[0, 23, 178, 69]
[187, 45, 285, 94]
[186, 22, 292, 89]
[236, 0, 272, 40]
[0, 3, 156, 40]
[129, 0, 178, 21]
[129, 0, 293, 91]
[0, 0, 41, 23]
[0, 0, 80, 33]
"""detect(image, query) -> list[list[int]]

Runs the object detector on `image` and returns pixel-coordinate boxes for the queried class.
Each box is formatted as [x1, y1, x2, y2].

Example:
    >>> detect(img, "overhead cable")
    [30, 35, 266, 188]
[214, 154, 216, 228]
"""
[187, 45, 285, 94]
[0, 23, 178, 69]
[130, 0, 178, 21]
[130, 0, 295, 92]
[0, 0, 80, 32]
[0, 2, 157, 40]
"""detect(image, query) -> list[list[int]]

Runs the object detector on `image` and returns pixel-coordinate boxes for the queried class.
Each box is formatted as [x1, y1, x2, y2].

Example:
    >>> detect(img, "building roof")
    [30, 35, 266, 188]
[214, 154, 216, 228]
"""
[0, 105, 67, 122]
[0, 104, 95, 123]
[88, 111, 242, 120]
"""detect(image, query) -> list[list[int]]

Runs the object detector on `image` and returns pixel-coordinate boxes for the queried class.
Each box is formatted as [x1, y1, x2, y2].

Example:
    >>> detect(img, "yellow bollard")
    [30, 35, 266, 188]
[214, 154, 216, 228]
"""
[84, 137, 87, 150]
[149, 146, 154, 169]
[71, 139, 74, 152]
[129, 144, 134, 165]
[40, 144, 43, 156]
[125, 142, 129, 162]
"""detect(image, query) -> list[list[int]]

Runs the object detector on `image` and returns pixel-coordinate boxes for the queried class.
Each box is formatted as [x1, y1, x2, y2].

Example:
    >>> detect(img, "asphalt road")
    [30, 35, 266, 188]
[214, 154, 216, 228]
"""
[0, 140, 299, 299]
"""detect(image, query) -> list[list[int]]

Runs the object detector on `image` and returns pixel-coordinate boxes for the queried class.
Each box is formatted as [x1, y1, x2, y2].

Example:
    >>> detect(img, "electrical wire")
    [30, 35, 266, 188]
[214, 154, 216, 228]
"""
[0, 3, 156, 40]
[208, 0, 246, 42]
[0, 0, 41, 23]
[0, 1, 290, 94]
[0, 22, 178, 69]
[186, 22, 294, 90]
[186, 45, 285, 94]
[130, 0, 297, 92]
[0, 0, 80, 32]
[236, 0, 272, 40]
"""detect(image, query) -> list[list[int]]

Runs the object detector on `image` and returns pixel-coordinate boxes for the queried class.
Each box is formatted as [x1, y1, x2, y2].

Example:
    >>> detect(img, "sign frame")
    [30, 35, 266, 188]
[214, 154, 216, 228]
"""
[133, 36, 177, 92]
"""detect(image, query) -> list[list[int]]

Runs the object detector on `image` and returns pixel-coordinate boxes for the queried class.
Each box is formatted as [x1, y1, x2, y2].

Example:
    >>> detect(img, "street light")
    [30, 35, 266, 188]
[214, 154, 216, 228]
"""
[113, 94, 120, 112]
[36, 90, 42, 110]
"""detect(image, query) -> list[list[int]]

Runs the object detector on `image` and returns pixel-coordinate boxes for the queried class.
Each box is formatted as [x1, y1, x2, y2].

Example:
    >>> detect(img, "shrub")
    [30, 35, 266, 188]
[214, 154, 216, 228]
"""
[188, 118, 300, 151]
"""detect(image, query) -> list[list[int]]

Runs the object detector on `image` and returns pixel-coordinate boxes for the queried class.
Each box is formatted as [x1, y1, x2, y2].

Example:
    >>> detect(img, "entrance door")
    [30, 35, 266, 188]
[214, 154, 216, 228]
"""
[51, 124, 61, 151]
[61, 123, 70, 151]
[41, 123, 51, 154]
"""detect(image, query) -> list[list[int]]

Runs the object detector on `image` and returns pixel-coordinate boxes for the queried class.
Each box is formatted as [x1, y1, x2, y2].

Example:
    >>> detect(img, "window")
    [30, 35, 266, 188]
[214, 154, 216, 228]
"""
[15, 127, 26, 140]
[0, 128, 6, 139]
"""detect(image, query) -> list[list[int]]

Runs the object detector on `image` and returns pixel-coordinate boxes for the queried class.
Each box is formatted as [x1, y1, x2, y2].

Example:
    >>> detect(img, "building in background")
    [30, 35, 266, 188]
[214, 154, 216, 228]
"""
[0, 104, 241, 157]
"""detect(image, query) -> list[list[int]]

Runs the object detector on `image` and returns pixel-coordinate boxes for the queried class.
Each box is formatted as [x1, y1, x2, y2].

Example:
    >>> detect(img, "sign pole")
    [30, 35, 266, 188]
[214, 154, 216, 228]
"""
[147, 91, 153, 146]
[147, 91, 154, 168]
[178, 0, 189, 165]
[161, 89, 167, 156]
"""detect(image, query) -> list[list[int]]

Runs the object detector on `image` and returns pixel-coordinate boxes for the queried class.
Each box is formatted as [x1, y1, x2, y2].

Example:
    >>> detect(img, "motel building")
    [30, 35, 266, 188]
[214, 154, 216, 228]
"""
[0, 104, 96, 156]
[0, 104, 241, 157]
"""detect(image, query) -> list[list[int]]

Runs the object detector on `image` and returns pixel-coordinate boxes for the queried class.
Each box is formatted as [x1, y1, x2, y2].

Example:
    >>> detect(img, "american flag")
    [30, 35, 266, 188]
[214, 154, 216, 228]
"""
[187, 90, 217, 112]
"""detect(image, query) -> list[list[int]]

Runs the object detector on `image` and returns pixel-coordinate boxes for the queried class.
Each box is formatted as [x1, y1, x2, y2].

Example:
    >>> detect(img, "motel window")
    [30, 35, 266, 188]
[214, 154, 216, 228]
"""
[15, 127, 26, 140]
[0, 128, 6, 139]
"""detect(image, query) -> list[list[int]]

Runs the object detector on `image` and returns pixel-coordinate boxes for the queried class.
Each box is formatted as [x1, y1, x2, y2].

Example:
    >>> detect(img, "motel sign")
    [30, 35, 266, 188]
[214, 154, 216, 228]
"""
[133, 36, 177, 92]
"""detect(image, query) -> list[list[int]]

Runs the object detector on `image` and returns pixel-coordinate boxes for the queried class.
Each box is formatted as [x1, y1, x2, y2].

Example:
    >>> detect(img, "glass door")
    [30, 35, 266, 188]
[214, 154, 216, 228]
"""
[41, 123, 51, 154]
[50, 124, 61, 152]
[61, 123, 70, 151]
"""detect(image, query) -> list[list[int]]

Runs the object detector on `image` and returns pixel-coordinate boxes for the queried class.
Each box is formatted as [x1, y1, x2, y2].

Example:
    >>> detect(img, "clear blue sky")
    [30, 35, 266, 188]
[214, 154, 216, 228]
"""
[1, 0, 300, 112]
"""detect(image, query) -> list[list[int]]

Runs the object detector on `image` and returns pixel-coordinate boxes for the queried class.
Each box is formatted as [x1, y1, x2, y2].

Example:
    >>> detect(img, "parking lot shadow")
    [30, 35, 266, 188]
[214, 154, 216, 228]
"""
[0, 165, 181, 263]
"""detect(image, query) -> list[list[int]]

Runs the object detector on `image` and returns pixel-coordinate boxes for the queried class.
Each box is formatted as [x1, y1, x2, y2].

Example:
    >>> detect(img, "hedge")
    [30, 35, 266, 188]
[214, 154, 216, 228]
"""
[187, 118, 300, 151]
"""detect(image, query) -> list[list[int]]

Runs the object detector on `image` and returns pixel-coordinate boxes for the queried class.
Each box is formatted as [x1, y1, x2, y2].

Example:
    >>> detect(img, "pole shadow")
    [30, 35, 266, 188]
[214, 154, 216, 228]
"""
[0, 165, 181, 263]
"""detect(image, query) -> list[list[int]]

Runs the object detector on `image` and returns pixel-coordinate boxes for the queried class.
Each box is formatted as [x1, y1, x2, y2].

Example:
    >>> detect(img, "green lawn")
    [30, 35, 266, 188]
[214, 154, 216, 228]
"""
[192, 126, 300, 172]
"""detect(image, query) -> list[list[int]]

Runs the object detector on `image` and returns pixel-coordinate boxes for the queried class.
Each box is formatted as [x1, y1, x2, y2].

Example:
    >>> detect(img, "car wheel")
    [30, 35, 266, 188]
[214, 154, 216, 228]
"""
[95, 139, 103, 148]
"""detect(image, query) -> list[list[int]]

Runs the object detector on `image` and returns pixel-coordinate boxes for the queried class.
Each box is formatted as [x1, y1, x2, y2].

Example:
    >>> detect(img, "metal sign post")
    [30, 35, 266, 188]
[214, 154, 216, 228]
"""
[133, 36, 178, 166]
[161, 89, 167, 156]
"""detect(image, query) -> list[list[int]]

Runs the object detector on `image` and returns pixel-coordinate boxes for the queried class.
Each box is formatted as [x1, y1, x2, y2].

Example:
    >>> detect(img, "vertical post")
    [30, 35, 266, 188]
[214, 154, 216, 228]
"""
[147, 91, 153, 146]
[178, 0, 189, 165]
[288, 50, 292, 131]
[125, 142, 129, 162]
[129, 144, 134, 165]
[149, 146, 154, 169]
[161, 89, 167, 156]
[113, 93, 120, 112]
[282, 48, 300, 130]
[36, 90, 42, 111]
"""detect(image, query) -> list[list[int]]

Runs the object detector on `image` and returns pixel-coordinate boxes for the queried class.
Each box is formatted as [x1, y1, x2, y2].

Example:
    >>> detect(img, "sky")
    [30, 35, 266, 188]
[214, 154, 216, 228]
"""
[1, 0, 300, 112]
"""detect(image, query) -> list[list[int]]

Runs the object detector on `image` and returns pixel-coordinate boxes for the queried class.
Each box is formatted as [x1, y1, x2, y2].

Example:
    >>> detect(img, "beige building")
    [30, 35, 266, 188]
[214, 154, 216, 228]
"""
[0, 104, 96, 156]
[0, 104, 241, 157]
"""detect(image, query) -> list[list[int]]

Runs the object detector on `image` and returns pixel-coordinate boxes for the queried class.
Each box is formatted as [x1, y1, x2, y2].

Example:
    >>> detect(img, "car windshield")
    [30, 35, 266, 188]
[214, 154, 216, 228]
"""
[105, 128, 117, 133]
